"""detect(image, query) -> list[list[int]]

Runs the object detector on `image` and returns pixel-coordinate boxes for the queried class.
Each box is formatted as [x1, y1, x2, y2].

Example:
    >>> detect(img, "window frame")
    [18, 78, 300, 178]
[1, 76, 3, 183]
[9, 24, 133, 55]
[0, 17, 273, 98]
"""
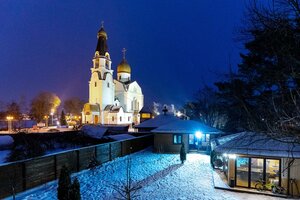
[173, 134, 182, 145]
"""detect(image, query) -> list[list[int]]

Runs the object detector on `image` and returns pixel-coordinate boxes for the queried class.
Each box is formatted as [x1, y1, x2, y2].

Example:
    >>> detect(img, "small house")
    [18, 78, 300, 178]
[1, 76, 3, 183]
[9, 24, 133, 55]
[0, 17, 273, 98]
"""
[214, 132, 300, 196]
[134, 113, 179, 132]
[152, 120, 221, 153]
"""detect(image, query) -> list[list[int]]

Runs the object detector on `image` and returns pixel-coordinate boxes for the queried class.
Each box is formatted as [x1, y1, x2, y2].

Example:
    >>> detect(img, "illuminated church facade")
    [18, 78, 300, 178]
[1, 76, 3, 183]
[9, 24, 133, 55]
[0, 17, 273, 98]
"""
[82, 24, 144, 125]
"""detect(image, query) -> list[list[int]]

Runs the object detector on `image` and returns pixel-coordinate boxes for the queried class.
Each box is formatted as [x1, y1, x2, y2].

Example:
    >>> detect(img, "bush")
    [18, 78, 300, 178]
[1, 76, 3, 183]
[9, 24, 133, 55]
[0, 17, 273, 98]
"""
[57, 166, 71, 200]
[69, 177, 81, 200]
[180, 143, 186, 164]
[214, 159, 224, 168]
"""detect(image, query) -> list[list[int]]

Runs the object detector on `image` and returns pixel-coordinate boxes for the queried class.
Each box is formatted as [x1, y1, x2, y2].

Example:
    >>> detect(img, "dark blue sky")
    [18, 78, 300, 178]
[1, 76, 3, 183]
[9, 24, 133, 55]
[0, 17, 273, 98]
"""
[0, 0, 246, 108]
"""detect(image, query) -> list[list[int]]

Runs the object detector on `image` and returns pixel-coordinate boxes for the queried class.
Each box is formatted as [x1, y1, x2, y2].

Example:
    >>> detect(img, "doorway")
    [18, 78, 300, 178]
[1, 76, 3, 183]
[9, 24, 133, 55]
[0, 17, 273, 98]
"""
[94, 115, 99, 124]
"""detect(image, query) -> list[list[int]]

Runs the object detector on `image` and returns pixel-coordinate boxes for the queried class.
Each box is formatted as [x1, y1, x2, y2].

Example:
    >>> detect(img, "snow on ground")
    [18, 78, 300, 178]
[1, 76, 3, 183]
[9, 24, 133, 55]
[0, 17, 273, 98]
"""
[0, 150, 10, 164]
[0, 136, 13, 147]
[12, 149, 283, 200]
[107, 133, 136, 141]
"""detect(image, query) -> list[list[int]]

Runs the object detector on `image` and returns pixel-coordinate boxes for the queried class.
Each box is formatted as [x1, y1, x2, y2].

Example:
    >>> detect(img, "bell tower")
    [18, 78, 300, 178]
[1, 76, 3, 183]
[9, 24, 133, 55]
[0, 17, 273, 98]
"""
[89, 22, 115, 114]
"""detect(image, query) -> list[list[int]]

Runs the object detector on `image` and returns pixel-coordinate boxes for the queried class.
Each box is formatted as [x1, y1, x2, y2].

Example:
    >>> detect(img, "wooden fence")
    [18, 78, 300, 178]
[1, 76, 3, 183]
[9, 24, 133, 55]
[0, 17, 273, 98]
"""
[0, 134, 153, 199]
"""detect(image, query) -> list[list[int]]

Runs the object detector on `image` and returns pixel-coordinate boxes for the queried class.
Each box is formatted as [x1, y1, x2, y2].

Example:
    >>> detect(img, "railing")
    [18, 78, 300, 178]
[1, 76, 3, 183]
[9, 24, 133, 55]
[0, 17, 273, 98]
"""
[0, 134, 153, 199]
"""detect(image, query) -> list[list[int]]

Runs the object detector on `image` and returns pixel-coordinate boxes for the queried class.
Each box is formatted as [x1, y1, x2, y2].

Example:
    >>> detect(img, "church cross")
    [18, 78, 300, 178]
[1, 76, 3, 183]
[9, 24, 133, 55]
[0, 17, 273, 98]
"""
[122, 48, 127, 59]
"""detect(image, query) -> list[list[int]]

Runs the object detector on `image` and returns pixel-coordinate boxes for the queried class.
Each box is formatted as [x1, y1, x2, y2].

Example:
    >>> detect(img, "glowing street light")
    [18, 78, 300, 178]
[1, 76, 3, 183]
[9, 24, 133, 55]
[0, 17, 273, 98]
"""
[6, 116, 14, 132]
[176, 111, 182, 117]
[50, 108, 54, 126]
[195, 131, 203, 139]
[195, 131, 203, 151]
[44, 115, 49, 127]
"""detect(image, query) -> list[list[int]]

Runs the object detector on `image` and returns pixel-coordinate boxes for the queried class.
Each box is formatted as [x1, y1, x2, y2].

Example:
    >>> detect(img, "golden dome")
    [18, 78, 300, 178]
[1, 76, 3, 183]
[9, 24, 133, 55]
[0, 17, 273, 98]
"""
[97, 27, 107, 39]
[117, 59, 131, 74]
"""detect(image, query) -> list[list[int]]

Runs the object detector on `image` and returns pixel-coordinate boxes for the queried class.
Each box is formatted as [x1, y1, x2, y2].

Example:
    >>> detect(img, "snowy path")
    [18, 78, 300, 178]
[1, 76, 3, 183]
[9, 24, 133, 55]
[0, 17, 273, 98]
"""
[135, 153, 282, 200]
[12, 149, 283, 200]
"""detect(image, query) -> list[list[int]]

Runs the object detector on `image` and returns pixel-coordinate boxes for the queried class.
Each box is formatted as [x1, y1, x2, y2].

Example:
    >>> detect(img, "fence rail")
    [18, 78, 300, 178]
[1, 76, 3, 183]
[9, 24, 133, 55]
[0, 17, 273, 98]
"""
[0, 134, 153, 199]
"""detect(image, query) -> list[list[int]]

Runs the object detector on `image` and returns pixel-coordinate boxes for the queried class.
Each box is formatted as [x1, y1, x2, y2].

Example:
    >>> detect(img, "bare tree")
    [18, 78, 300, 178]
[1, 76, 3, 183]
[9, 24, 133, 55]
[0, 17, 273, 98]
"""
[112, 152, 141, 200]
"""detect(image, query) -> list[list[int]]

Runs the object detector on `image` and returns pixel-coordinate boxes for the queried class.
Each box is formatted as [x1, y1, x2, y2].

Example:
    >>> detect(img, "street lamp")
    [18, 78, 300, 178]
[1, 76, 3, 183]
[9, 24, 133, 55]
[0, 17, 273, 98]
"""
[44, 115, 49, 127]
[50, 108, 54, 126]
[6, 116, 14, 132]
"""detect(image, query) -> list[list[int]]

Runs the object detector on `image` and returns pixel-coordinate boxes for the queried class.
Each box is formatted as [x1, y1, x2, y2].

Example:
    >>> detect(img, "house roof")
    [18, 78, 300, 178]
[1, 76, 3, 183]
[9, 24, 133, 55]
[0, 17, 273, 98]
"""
[83, 103, 100, 115]
[135, 114, 180, 129]
[151, 119, 221, 134]
[108, 134, 136, 141]
[214, 132, 300, 158]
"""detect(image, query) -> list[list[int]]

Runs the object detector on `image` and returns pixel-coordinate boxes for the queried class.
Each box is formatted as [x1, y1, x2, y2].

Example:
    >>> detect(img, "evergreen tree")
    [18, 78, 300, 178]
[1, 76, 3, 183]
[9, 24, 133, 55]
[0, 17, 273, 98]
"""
[69, 178, 81, 200]
[57, 165, 71, 200]
[180, 143, 186, 164]
[60, 110, 67, 126]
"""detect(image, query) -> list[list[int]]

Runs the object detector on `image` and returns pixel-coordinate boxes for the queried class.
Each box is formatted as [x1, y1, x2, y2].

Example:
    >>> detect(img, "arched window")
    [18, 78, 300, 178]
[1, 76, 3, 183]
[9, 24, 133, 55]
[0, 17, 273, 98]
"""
[120, 116, 122, 122]
[107, 82, 110, 88]
[95, 59, 99, 68]
[112, 116, 114, 121]
[95, 82, 97, 87]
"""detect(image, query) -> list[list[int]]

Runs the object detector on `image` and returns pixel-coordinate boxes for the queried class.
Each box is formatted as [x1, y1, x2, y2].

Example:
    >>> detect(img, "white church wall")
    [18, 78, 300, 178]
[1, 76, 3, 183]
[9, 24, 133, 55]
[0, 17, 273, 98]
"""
[100, 73, 115, 109]
[89, 72, 103, 105]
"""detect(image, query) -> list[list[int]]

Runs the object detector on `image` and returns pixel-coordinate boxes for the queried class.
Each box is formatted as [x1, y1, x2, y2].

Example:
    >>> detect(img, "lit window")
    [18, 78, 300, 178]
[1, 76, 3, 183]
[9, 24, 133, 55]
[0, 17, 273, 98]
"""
[95, 59, 99, 68]
[173, 134, 182, 144]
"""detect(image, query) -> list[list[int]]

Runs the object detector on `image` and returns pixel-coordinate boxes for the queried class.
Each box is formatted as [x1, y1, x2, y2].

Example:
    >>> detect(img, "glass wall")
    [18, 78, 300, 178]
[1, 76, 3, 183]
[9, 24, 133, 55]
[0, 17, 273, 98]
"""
[235, 157, 281, 189]
[236, 157, 249, 187]
[250, 158, 264, 187]
[266, 159, 280, 186]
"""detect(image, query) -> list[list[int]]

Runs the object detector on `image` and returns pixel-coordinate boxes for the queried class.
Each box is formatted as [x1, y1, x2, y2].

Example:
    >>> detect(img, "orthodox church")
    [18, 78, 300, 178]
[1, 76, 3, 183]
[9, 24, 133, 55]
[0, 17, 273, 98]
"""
[82, 24, 144, 125]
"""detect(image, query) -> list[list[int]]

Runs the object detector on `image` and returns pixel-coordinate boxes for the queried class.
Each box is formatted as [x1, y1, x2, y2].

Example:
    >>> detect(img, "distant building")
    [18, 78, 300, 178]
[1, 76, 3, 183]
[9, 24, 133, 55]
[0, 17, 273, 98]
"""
[82, 24, 144, 125]
[139, 107, 153, 123]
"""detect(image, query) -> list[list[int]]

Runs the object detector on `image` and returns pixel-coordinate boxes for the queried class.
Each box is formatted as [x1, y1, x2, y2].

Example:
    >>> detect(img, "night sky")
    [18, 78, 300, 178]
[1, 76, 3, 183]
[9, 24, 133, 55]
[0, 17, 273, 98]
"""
[0, 0, 246, 108]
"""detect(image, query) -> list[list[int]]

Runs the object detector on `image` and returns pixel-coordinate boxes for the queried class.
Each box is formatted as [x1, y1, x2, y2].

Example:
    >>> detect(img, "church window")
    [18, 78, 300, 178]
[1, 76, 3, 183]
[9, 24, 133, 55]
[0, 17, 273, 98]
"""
[95, 82, 97, 87]
[128, 116, 131, 121]
[105, 60, 109, 69]
[107, 82, 110, 88]
[112, 116, 114, 121]
[95, 59, 99, 68]
[120, 116, 122, 122]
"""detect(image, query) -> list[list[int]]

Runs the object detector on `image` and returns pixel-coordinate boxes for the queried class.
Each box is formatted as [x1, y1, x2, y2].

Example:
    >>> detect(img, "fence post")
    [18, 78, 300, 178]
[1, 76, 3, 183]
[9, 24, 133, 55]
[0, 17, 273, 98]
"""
[109, 143, 112, 161]
[121, 141, 123, 157]
[76, 150, 80, 172]
[22, 162, 26, 191]
[95, 146, 97, 159]
[54, 155, 57, 179]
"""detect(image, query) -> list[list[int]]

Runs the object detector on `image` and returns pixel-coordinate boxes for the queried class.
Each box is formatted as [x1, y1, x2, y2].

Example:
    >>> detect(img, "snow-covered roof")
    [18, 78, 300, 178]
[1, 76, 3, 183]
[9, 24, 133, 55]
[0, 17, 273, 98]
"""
[108, 134, 136, 141]
[214, 132, 300, 158]
[81, 125, 107, 139]
[0, 136, 14, 148]
[104, 105, 123, 113]
[151, 120, 221, 134]
[135, 114, 180, 129]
